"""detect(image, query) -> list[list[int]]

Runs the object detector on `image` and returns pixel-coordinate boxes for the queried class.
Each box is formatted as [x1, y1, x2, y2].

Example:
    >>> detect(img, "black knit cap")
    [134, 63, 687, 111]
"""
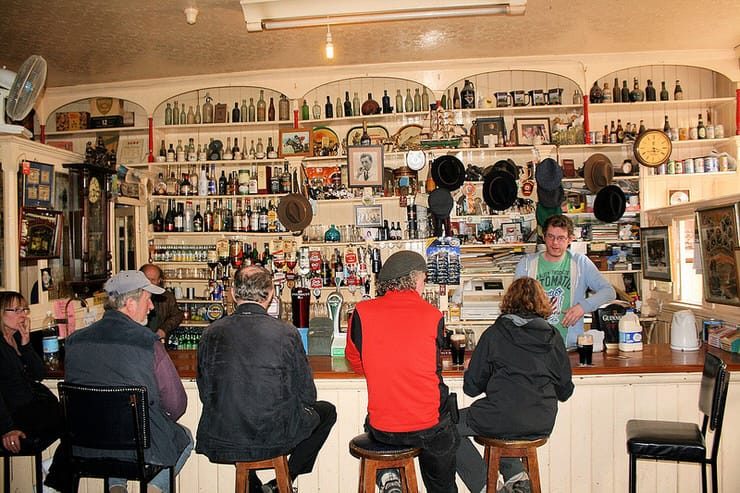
[378, 250, 427, 282]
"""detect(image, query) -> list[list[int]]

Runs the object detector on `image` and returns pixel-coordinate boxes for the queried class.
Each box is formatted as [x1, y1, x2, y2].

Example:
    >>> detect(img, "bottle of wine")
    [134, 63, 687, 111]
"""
[257, 90, 267, 122]
[194, 104, 201, 124]
[232, 102, 240, 123]
[674, 80, 683, 100]
[344, 91, 353, 117]
[613, 77, 621, 103]
[153, 205, 164, 232]
[697, 113, 706, 139]
[360, 121, 371, 146]
[660, 81, 669, 101]
[461, 79, 475, 109]
[325, 96, 334, 118]
[645, 80, 656, 101]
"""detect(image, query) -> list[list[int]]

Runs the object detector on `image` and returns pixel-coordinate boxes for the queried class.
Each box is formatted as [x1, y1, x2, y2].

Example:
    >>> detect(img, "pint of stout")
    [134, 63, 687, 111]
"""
[450, 333, 466, 366]
[577, 333, 593, 366]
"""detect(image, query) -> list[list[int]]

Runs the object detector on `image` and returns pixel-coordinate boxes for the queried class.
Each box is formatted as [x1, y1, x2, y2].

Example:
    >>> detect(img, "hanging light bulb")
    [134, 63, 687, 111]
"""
[325, 25, 334, 59]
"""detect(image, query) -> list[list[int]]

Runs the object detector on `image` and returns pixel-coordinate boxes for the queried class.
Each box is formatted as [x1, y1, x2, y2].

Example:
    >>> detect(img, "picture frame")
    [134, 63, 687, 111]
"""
[347, 145, 384, 187]
[640, 226, 672, 282]
[476, 117, 506, 147]
[279, 127, 313, 158]
[514, 117, 551, 146]
[354, 205, 383, 228]
[23, 161, 55, 209]
[696, 204, 740, 306]
[19, 208, 63, 259]
[501, 222, 523, 243]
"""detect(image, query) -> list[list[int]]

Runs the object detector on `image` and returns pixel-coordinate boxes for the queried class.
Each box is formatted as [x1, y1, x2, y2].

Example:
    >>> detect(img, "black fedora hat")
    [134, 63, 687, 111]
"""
[431, 155, 465, 191]
[491, 158, 519, 179]
[537, 183, 565, 209]
[277, 193, 313, 232]
[593, 185, 626, 223]
[482, 169, 518, 211]
[535, 158, 563, 191]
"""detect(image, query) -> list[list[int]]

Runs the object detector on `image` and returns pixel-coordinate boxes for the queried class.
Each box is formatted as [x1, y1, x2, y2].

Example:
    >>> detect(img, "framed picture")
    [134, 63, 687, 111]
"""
[514, 117, 551, 146]
[696, 204, 740, 306]
[668, 189, 690, 205]
[476, 117, 506, 147]
[23, 161, 55, 208]
[640, 226, 672, 281]
[355, 205, 383, 228]
[347, 145, 384, 187]
[19, 208, 63, 259]
[501, 222, 523, 243]
[279, 127, 313, 158]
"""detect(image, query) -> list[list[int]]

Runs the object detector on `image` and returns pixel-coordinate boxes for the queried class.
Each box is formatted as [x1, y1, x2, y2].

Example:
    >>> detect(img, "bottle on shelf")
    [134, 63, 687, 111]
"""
[42, 311, 60, 371]
[248, 166, 259, 195]
[213, 200, 222, 232]
[174, 202, 184, 232]
[203, 93, 214, 124]
[183, 200, 194, 232]
[645, 80, 656, 101]
[218, 170, 227, 195]
[187, 138, 197, 162]
[248, 140, 256, 159]
[194, 104, 201, 124]
[381, 90, 392, 114]
[159, 139, 166, 159]
[270, 166, 280, 193]
[589, 81, 603, 103]
[452, 86, 461, 109]
[172, 101, 180, 125]
[360, 121, 371, 145]
[659, 81, 669, 101]
[179, 105, 186, 124]
[352, 92, 360, 117]
[232, 138, 242, 160]
[697, 113, 706, 139]
[179, 171, 192, 196]
[629, 78, 644, 102]
[461, 79, 475, 109]
[166, 171, 178, 195]
[638, 120, 646, 135]
[705, 110, 715, 139]
[165, 103, 173, 125]
[248, 97, 256, 122]
[414, 88, 422, 111]
[421, 88, 430, 111]
[325, 96, 334, 118]
[335, 96, 343, 118]
[185, 106, 195, 124]
[312, 100, 321, 119]
[612, 77, 621, 103]
[193, 204, 204, 232]
[395, 89, 403, 114]
[301, 100, 310, 120]
[267, 137, 277, 159]
[616, 119, 624, 143]
[324, 224, 341, 242]
[268, 97, 276, 121]
[256, 137, 265, 159]
[257, 90, 267, 122]
[176, 139, 185, 162]
[197, 143, 207, 161]
[240, 99, 248, 123]
[663, 115, 671, 135]
[620, 80, 630, 103]
[609, 121, 617, 144]
[223, 138, 233, 161]
[165, 199, 175, 232]
[153, 205, 164, 232]
[601, 82, 612, 103]
[279, 94, 290, 120]
[674, 80, 683, 100]
[344, 91, 353, 117]
[204, 200, 214, 232]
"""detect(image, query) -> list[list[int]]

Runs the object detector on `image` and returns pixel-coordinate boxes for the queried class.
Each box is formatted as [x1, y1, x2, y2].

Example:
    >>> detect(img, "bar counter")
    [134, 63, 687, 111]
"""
[166, 343, 740, 379]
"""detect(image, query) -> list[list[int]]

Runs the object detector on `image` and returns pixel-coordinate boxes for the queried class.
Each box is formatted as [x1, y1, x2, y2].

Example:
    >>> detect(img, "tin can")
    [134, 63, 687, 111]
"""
[706, 125, 715, 139]
[678, 127, 688, 141]
[657, 162, 666, 175]
[684, 158, 694, 174]
[674, 160, 683, 174]
[703, 319, 723, 342]
[706, 156, 718, 173]
[694, 157, 704, 173]
[719, 155, 729, 172]
[666, 160, 675, 174]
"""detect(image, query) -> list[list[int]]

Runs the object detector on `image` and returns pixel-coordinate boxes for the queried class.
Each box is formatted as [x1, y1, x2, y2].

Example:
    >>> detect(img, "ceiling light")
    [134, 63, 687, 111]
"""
[325, 26, 334, 59]
[184, 6, 199, 25]
[240, 0, 526, 31]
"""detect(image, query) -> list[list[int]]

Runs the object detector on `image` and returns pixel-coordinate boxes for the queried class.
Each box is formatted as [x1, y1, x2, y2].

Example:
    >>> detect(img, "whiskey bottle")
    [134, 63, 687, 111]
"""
[360, 121, 371, 145]
[240, 99, 248, 122]
[405, 88, 414, 112]
[301, 100, 310, 120]
[159, 140, 166, 159]
[609, 121, 617, 143]
[629, 78, 644, 102]
[674, 80, 683, 100]
[204, 200, 213, 232]
[589, 81, 603, 103]
[335, 96, 343, 117]
[257, 90, 267, 121]
[602, 82, 612, 103]
[460, 79, 475, 109]
[193, 204, 203, 232]
[268, 97, 275, 121]
[645, 80, 656, 101]
[165, 103, 173, 125]
[660, 81, 669, 101]
[620, 80, 630, 103]
[697, 113, 706, 139]
[248, 97, 256, 122]
[270, 166, 280, 193]
[280, 162, 291, 193]
[613, 77, 621, 103]
[312, 100, 321, 119]
[422, 88, 430, 111]
[232, 102, 240, 123]
[395, 89, 403, 114]
[381, 90, 392, 114]
[344, 91, 353, 117]
[414, 88, 422, 111]
[352, 92, 360, 116]
[267, 137, 277, 159]
[203, 93, 214, 124]
[278, 94, 290, 120]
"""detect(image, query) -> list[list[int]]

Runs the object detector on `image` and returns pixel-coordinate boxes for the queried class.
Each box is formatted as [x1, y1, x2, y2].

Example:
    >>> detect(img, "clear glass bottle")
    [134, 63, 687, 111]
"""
[256, 137, 265, 159]
[240, 99, 248, 122]
[186, 105, 195, 124]
[352, 92, 360, 116]
[248, 97, 256, 122]
[194, 104, 201, 124]
[335, 96, 343, 117]
[278, 94, 290, 120]
[202, 93, 214, 124]
[405, 88, 414, 112]
[413, 88, 422, 112]
[257, 90, 267, 122]
[312, 100, 321, 119]
[172, 101, 180, 125]
[395, 89, 403, 114]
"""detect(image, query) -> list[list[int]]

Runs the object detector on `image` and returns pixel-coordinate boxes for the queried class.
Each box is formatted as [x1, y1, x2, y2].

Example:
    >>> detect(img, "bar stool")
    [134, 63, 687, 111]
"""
[349, 433, 420, 493]
[474, 436, 548, 493]
[1, 436, 56, 493]
[235, 455, 291, 493]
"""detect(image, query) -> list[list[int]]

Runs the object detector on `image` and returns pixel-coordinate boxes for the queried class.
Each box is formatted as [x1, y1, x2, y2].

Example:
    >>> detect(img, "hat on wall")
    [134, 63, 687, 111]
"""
[536, 202, 563, 228]
[431, 155, 466, 191]
[491, 159, 520, 180]
[534, 158, 563, 191]
[482, 169, 518, 211]
[104, 270, 165, 296]
[536, 183, 565, 209]
[427, 188, 454, 218]
[277, 193, 313, 232]
[583, 153, 614, 193]
[379, 250, 428, 282]
[593, 185, 626, 223]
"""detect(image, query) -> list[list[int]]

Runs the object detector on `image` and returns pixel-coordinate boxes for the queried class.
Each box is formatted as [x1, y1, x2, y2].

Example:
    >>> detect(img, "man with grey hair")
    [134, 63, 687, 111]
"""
[196, 266, 336, 493]
[64, 270, 193, 493]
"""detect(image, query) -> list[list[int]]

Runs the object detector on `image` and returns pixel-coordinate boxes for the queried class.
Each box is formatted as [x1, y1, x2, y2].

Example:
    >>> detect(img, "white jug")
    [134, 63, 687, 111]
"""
[670, 310, 701, 351]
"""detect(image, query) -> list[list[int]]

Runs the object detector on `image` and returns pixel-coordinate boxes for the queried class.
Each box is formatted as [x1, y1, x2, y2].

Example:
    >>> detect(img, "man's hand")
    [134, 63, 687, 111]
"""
[562, 304, 585, 327]
[2, 430, 26, 454]
[156, 329, 166, 340]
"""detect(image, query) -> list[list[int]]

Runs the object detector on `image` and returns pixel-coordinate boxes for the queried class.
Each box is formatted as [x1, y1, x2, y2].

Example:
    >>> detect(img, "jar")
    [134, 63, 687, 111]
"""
[678, 127, 688, 141]
[393, 166, 419, 196]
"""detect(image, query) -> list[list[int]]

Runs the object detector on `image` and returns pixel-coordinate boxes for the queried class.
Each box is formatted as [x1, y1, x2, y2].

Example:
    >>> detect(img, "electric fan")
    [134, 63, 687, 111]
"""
[0, 55, 47, 139]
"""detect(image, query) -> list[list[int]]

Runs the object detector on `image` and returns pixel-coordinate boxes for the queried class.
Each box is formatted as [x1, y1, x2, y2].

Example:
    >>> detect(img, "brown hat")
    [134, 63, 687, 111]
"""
[379, 250, 427, 282]
[583, 153, 614, 193]
[277, 193, 313, 232]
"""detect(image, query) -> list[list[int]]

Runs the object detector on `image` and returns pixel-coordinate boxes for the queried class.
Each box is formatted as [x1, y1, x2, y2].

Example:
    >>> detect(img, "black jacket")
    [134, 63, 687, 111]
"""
[463, 313, 574, 439]
[196, 303, 319, 463]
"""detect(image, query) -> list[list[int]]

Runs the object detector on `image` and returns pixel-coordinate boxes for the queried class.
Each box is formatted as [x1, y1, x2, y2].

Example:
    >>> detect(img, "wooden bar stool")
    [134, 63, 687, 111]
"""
[474, 436, 548, 493]
[349, 433, 420, 493]
[235, 455, 291, 493]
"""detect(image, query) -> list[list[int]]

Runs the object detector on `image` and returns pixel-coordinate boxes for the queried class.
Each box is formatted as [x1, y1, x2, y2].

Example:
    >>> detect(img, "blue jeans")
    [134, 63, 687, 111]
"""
[110, 427, 194, 492]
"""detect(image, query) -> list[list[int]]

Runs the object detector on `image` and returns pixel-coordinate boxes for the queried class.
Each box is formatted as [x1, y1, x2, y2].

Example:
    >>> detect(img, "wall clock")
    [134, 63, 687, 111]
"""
[633, 129, 672, 168]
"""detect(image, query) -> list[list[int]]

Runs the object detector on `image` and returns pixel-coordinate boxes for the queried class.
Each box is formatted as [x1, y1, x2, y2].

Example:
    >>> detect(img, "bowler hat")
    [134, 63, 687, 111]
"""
[482, 169, 518, 211]
[277, 193, 313, 232]
[431, 155, 465, 191]
[584, 153, 614, 193]
[428, 188, 454, 218]
[534, 158, 563, 191]
[593, 185, 626, 223]
[537, 183, 565, 209]
[491, 159, 519, 180]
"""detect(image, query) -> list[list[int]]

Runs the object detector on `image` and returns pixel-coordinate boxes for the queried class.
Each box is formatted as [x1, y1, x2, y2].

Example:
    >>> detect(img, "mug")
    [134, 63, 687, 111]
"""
[547, 88, 563, 105]
[494, 91, 512, 107]
[528, 89, 547, 106]
[510, 90, 530, 107]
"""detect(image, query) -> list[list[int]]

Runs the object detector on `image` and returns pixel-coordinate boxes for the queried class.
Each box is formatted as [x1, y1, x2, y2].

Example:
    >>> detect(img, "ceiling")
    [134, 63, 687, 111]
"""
[1, 0, 739, 88]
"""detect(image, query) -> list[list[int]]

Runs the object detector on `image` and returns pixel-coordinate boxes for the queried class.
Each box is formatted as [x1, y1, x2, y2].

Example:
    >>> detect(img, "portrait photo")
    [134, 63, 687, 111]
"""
[355, 205, 383, 228]
[40, 268, 53, 292]
[347, 145, 384, 187]
[640, 226, 671, 282]
[514, 117, 552, 146]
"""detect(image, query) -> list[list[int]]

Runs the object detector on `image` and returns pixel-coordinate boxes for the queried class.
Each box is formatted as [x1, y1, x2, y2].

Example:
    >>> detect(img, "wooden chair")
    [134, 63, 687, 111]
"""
[349, 433, 420, 493]
[234, 455, 291, 493]
[474, 436, 548, 493]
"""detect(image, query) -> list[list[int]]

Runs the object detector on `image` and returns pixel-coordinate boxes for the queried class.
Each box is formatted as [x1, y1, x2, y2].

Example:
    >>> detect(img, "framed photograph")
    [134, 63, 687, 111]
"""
[19, 208, 63, 259]
[696, 204, 740, 306]
[355, 205, 383, 228]
[476, 117, 506, 147]
[501, 222, 523, 243]
[117, 136, 146, 164]
[640, 226, 672, 281]
[668, 189, 691, 205]
[23, 161, 55, 208]
[347, 145, 384, 187]
[279, 127, 313, 158]
[514, 117, 551, 146]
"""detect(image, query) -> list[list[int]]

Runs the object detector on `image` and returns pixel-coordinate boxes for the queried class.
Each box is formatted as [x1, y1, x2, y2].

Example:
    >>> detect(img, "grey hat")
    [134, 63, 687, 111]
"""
[104, 270, 165, 296]
[379, 251, 427, 282]
[537, 183, 565, 208]
[535, 158, 563, 191]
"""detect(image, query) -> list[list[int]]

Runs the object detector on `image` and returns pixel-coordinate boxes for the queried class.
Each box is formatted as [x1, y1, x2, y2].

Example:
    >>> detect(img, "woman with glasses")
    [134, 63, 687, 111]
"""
[0, 291, 69, 489]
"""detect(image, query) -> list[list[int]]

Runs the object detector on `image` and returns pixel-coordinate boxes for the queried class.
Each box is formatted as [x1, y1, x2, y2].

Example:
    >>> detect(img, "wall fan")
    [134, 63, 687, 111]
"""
[0, 55, 47, 139]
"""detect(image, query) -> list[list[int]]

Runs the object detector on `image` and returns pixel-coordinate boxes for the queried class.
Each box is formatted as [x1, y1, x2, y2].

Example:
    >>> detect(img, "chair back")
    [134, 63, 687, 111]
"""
[58, 382, 150, 452]
[698, 352, 730, 431]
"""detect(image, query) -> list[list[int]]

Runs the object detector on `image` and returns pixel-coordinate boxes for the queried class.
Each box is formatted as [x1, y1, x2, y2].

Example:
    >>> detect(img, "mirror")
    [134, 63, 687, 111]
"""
[114, 204, 137, 271]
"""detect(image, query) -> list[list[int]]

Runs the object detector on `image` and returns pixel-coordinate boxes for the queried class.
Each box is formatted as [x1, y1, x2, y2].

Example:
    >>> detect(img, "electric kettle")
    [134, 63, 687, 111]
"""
[670, 310, 701, 351]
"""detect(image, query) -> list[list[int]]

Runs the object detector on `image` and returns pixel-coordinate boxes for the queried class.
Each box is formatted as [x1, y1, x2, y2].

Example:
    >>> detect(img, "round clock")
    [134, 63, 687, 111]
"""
[633, 129, 672, 168]
[88, 176, 101, 203]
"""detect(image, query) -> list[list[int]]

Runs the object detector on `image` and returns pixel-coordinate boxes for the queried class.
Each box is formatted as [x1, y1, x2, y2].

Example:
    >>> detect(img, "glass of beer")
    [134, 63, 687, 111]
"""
[577, 333, 594, 366]
[450, 333, 467, 366]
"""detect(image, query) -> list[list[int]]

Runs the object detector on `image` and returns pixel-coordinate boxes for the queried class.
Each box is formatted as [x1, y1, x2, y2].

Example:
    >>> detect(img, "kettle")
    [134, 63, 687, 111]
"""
[670, 310, 701, 351]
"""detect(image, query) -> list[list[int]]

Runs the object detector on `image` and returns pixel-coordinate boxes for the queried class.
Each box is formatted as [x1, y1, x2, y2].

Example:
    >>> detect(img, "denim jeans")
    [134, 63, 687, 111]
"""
[109, 427, 194, 493]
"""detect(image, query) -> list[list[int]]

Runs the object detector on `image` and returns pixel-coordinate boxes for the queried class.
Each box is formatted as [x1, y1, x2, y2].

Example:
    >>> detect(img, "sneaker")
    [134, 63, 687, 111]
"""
[499, 471, 531, 493]
[262, 483, 298, 493]
[377, 468, 402, 493]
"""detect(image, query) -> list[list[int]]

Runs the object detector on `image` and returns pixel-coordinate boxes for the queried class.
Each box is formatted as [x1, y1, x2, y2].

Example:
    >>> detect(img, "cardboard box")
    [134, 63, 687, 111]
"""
[89, 97, 124, 117]
[55, 111, 91, 131]
[90, 115, 124, 129]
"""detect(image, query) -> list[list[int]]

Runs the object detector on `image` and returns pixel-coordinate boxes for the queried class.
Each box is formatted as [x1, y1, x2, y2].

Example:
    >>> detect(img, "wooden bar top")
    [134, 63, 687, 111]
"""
[165, 344, 740, 380]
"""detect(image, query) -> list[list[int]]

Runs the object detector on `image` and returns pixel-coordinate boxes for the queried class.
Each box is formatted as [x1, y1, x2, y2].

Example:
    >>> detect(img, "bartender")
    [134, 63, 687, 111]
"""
[140, 264, 184, 341]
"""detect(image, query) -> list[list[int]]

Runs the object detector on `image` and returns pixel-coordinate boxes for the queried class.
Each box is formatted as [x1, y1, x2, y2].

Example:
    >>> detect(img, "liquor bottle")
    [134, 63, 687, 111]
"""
[663, 115, 671, 134]
[208, 164, 217, 195]
[153, 205, 164, 232]
[414, 88, 422, 111]
[165, 103, 173, 125]
[268, 97, 275, 121]
[383, 220, 391, 241]
[312, 100, 321, 119]
[325, 96, 334, 118]
[613, 77, 621, 103]
[421, 88, 430, 111]
[172, 101, 180, 125]
[381, 90, 392, 114]
[179, 172, 192, 196]
[194, 104, 201, 124]
[452, 86, 461, 109]
[255, 137, 265, 159]
[697, 113, 706, 139]
[218, 170, 227, 195]
[212, 200, 222, 232]
[267, 137, 277, 159]
[258, 204, 268, 232]
[621, 80, 630, 103]
[174, 202, 184, 232]
[352, 92, 361, 117]
[589, 81, 602, 103]
[301, 100, 310, 120]
[645, 80, 656, 101]
[344, 91, 353, 117]
[42, 312, 60, 371]
[395, 89, 403, 114]
[280, 162, 291, 193]
[616, 119, 624, 143]
[601, 82, 612, 103]
[176, 139, 185, 162]
[460, 79, 475, 109]
[270, 166, 280, 193]
[674, 80, 683, 100]
[204, 200, 213, 232]
[248, 97, 256, 122]
[223, 199, 233, 232]
[193, 204, 204, 232]
[360, 121, 371, 145]
[257, 90, 267, 122]
[203, 93, 214, 124]
[187, 138, 197, 161]
[609, 121, 617, 143]
[222, 138, 233, 161]
[248, 167, 258, 195]
[159, 139, 167, 159]
[335, 96, 343, 117]
[278, 94, 290, 120]
[166, 171, 178, 195]
[227, 171, 235, 195]
[240, 99, 248, 122]
[248, 140, 256, 159]
[267, 200, 277, 232]
[249, 200, 259, 232]
[198, 143, 207, 161]
[629, 78, 644, 102]
[183, 200, 194, 232]
[232, 138, 241, 160]
[602, 124, 609, 144]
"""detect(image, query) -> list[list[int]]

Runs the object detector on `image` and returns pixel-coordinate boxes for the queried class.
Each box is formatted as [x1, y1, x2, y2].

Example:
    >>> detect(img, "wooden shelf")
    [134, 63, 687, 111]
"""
[587, 97, 735, 111]
[46, 125, 149, 136]
[151, 231, 292, 238]
[150, 193, 288, 201]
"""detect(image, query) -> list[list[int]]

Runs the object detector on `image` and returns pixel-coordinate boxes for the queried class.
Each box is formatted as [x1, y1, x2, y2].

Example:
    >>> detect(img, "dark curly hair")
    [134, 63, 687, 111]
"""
[500, 277, 552, 318]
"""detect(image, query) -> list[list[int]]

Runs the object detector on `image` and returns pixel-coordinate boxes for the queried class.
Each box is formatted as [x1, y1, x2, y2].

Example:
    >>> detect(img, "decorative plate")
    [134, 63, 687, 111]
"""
[405, 150, 427, 171]
[393, 123, 424, 150]
[312, 126, 340, 156]
[346, 124, 389, 146]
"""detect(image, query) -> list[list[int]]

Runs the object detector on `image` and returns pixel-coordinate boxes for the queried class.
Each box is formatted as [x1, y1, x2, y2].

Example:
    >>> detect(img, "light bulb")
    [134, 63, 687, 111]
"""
[325, 26, 334, 59]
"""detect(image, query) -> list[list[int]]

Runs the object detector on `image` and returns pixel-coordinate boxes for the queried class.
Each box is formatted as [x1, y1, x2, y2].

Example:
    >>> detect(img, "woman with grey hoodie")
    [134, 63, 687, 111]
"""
[455, 277, 574, 492]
